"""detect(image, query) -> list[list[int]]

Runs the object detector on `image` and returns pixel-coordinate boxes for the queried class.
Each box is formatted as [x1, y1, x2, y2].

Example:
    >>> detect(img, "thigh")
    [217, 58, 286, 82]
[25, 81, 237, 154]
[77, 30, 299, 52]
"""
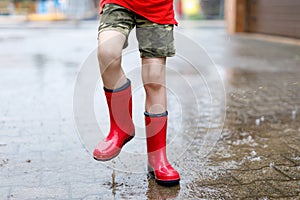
[141, 57, 166, 84]
[98, 30, 126, 59]
[136, 17, 175, 58]
[98, 4, 135, 48]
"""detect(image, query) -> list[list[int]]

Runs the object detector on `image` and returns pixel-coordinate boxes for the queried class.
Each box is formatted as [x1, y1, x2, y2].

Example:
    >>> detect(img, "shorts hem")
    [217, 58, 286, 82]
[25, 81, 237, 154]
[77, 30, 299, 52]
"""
[97, 27, 128, 40]
[140, 52, 176, 58]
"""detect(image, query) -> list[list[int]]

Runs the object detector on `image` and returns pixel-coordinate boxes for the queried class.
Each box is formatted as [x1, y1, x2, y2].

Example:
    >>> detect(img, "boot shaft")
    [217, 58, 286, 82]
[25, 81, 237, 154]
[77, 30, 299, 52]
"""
[145, 111, 168, 153]
[104, 79, 134, 135]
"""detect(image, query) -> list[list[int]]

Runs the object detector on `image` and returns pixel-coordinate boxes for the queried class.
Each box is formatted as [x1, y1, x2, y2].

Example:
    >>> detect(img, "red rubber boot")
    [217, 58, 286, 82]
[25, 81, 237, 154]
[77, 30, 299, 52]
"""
[145, 111, 180, 186]
[93, 79, 135, 161]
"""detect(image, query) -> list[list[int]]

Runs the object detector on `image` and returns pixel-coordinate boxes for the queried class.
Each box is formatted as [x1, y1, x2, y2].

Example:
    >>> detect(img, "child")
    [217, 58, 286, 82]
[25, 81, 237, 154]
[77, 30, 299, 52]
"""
[93, 0, 180, 186]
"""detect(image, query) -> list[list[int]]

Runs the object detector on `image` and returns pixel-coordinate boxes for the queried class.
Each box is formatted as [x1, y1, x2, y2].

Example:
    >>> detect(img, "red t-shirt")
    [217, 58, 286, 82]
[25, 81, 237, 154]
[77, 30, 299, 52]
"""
[100, 0, 178, 25]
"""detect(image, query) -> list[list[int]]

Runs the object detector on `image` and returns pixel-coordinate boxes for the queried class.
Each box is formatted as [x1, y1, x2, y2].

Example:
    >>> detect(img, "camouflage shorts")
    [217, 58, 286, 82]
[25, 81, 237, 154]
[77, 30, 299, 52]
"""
[98, 3, 175, 58]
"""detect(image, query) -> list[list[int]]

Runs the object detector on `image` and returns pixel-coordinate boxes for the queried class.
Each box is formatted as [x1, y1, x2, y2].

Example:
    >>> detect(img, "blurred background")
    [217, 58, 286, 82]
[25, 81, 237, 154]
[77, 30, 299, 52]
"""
[0, 0, 225, 22]
[1, 0, 299, 39]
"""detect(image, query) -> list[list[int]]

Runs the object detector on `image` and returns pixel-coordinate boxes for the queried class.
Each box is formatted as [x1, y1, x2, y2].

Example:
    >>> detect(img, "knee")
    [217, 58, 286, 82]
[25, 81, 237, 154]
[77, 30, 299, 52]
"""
[144, 82, 164, 92]
[143, 68, 165, 91]
[97, 46, 121, 68]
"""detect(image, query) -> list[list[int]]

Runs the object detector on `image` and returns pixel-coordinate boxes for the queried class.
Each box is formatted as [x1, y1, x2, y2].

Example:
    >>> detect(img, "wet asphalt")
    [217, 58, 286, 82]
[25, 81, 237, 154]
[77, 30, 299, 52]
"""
[0, 20, 300, 199]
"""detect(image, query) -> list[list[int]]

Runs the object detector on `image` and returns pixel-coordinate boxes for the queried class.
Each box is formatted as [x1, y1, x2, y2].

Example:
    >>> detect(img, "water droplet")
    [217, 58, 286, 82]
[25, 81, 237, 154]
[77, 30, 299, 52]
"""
[240, 132, 248, 137]
[255, 119, 260, 126]
[292, 110, 297, 120]
[251, 156, 261, 161]
[250, 150, 257, 157]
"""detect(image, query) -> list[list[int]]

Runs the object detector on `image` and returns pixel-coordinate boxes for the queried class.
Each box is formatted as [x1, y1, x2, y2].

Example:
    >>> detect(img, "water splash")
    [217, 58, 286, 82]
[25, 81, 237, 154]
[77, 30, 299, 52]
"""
[292, 110, 297, 120]
[250, 150, 257, 157]
[112, 161, 116, 197]
[255, 118, 260, 126]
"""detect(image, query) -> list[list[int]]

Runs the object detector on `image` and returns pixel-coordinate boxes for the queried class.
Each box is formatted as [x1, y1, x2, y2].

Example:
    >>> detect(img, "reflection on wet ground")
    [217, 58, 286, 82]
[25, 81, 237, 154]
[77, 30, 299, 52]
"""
[185, 68, 300, 199]
[0, 22, 300, 199]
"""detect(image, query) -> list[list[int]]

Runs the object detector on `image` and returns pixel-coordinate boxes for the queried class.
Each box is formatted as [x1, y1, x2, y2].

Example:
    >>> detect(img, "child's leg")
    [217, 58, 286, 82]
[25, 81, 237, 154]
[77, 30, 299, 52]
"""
[136, 15, 180, 186]
[94, 31, 135, 161]
[141, 57, 167, 114]
[142, 57, 180, 186]
[94, 3, 136, 161]
[97, 3, 135, 89]
[98, 30, 127, 89]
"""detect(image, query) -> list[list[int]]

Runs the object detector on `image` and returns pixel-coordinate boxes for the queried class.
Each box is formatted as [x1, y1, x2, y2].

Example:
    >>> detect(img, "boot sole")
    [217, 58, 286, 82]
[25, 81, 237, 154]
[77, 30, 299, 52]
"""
[93, 135, 134, 162]
[148, 167, 180, 186]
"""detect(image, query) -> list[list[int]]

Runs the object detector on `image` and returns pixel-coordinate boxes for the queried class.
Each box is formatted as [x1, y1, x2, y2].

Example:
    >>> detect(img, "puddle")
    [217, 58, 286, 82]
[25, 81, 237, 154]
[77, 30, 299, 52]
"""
[182, 68, 300, 198]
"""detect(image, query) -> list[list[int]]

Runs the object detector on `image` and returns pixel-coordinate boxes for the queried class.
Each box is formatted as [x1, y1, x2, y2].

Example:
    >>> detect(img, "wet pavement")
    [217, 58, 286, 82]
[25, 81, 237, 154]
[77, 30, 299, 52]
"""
[1, 20, 300, 199]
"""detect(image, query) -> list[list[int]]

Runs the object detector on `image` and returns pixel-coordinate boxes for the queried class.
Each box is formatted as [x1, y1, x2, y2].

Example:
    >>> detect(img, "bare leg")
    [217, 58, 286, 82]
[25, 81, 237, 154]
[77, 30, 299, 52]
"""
[93, 30, 135, 161]
[98, 30, 127, 89]
[142, 57, 167, 114]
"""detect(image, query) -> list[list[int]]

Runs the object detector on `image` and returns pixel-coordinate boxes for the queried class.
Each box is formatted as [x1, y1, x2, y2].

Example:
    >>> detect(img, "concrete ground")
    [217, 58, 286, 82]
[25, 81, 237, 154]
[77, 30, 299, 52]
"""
[0, 20, 300, 199]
